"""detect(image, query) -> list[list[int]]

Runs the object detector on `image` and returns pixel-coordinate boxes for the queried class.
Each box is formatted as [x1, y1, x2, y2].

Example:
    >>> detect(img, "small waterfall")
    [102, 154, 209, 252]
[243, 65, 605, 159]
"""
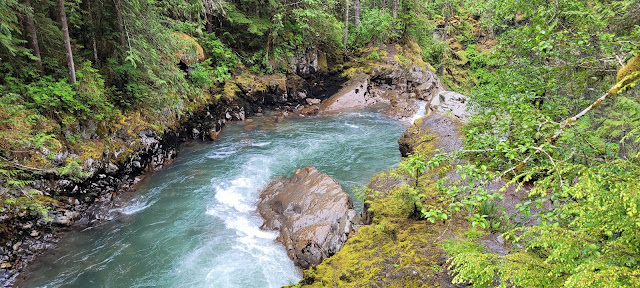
[410, 100, 428, 124]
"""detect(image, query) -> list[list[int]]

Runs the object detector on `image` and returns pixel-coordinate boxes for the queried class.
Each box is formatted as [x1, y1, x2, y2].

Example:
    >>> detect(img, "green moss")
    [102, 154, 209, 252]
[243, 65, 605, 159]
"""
[398, 117, 439, 157]
[299, 181, 468, 287]
[223, 81, 242, 100]
[318, 52, 328, 72]
[291, 112, 472, 287]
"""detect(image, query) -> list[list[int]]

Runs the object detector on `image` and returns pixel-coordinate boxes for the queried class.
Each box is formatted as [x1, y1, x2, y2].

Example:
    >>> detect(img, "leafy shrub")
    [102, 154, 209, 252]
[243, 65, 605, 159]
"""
[350, 9, 399, 48]
[27, 76, 81, 119]
[366, 51, 381, 60]
[200, 34, 238, 81]
[75, 61, 115, 121]
[26, 62, 116, 125]
[189, 61, 215, 87]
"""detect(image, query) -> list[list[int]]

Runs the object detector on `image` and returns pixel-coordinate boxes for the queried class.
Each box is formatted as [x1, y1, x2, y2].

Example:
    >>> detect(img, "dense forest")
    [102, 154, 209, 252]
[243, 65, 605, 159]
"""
[2, 0, 640, 286]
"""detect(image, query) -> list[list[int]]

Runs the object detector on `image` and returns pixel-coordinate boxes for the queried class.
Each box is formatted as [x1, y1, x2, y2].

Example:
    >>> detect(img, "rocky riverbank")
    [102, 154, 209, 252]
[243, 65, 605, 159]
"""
[0, 49, 343, 286]
[291, 86, 541, 287]
[1, 41, 444, 286]
[293, 100, 471, 287]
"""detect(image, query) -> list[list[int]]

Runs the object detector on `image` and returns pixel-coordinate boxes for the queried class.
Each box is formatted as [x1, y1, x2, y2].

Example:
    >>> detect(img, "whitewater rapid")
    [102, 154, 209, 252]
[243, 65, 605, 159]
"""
[20, 109, 414, 288]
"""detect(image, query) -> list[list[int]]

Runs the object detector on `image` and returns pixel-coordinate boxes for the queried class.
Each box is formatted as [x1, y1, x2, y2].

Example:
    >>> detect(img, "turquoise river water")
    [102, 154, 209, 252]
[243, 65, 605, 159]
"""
[20, 109, 413, 288]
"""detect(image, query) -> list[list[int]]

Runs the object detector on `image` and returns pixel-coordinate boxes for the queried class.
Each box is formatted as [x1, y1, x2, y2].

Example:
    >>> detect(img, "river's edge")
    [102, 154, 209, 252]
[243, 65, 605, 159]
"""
[1, 69, 347, 287]
[291, 113, 469, 288]
[1, 42, 443, 287]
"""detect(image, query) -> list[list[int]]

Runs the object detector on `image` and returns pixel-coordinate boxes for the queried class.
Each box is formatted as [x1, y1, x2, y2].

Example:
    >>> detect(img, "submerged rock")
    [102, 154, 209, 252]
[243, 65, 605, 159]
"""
[300, 105, 320, 115]
[257, 166, 361, 269]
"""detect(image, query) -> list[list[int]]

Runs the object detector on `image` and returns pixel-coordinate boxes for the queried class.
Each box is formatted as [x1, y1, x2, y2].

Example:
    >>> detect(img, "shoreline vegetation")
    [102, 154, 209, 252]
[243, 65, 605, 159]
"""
[2, 0, 640, 287]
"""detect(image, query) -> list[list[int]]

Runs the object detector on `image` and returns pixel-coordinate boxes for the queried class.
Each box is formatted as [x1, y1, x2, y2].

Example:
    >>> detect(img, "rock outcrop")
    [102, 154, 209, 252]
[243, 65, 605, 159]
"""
[428, 91, 470, 122]
[319, 74, 378, 113]
[257, 166, 361, 269]
[318, 43, 445, 120]
[398, 114, 463, 157]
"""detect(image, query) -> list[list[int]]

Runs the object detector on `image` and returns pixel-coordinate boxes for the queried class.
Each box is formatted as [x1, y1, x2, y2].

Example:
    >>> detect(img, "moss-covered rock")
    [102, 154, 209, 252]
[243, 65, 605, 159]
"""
[296, 168, 468, 287]
[398, 114, 462, 157]
[611, 52, 640, 95]
[294, 114, 469, 288]
[172, 32, 205, 65]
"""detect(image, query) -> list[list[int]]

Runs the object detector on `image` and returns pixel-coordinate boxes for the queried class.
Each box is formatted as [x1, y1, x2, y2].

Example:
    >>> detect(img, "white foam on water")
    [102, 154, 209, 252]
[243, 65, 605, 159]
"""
[201, 158, 301, 287]
[110, 179, 173, 216]
[251, 141, 271, 147]
[117, 200, 157, 215]
[411, 100, 428, 124]
[23, 110, 407, 288]
[206, 150, 237, 159]
[212, 177, 255, 213]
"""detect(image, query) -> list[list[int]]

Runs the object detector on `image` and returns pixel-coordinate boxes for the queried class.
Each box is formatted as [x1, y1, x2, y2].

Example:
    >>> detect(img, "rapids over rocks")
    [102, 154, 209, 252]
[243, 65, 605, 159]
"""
[18, 110, 410, 288]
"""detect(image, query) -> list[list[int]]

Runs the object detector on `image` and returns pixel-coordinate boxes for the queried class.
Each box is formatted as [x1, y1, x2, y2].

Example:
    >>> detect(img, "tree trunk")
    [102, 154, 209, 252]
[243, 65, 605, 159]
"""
[86, 0, 99, 64]
[23, 0, 43, 71]
[393, 0, 398, 18]
[438, 1, 451, 76]
[343, 0, 349, 51]
[206, 12, 214, 33]
[58, 0, 76, 83]
[114, 0, 127, 53]
[354, 0, 360, 28]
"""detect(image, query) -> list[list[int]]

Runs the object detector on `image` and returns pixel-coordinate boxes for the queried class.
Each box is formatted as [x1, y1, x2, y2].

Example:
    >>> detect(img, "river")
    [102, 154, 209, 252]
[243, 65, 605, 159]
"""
[19, 109, 411, 288]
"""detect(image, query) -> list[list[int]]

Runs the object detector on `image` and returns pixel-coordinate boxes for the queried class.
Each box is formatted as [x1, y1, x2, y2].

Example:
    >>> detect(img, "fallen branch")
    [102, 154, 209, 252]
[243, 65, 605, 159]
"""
[549, 71, 640, 144]
[0, 155, 55, 175]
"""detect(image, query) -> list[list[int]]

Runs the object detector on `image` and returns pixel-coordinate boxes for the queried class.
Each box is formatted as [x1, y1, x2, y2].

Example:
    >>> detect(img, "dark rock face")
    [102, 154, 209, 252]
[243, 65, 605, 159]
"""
[257, 166, 361, 269]
[369, 60, 443, 102]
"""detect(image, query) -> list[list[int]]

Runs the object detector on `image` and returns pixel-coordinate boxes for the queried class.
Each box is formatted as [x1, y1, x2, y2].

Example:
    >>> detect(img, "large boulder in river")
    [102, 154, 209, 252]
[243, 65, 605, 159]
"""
[257, 166, 361, 269]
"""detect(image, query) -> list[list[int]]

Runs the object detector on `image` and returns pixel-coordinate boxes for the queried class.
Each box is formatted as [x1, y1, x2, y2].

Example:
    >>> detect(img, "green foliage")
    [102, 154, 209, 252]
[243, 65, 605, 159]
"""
[0, 161, 50, 218]
[440, 1, 640, 287]
[24, 62, 114, 125]
[366, 50, 381, 60]
[403, 154, 427, 187]
[0, 0, 32, 61]
[200, 34, 238, 82]
[27, 76, 80, 118]
[189, 61, 215, 87]
[446, 160, 640, 288]
[57, 159, 89, 181]
[352, 185, 372, 203]
[349, 9, 399, 48]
